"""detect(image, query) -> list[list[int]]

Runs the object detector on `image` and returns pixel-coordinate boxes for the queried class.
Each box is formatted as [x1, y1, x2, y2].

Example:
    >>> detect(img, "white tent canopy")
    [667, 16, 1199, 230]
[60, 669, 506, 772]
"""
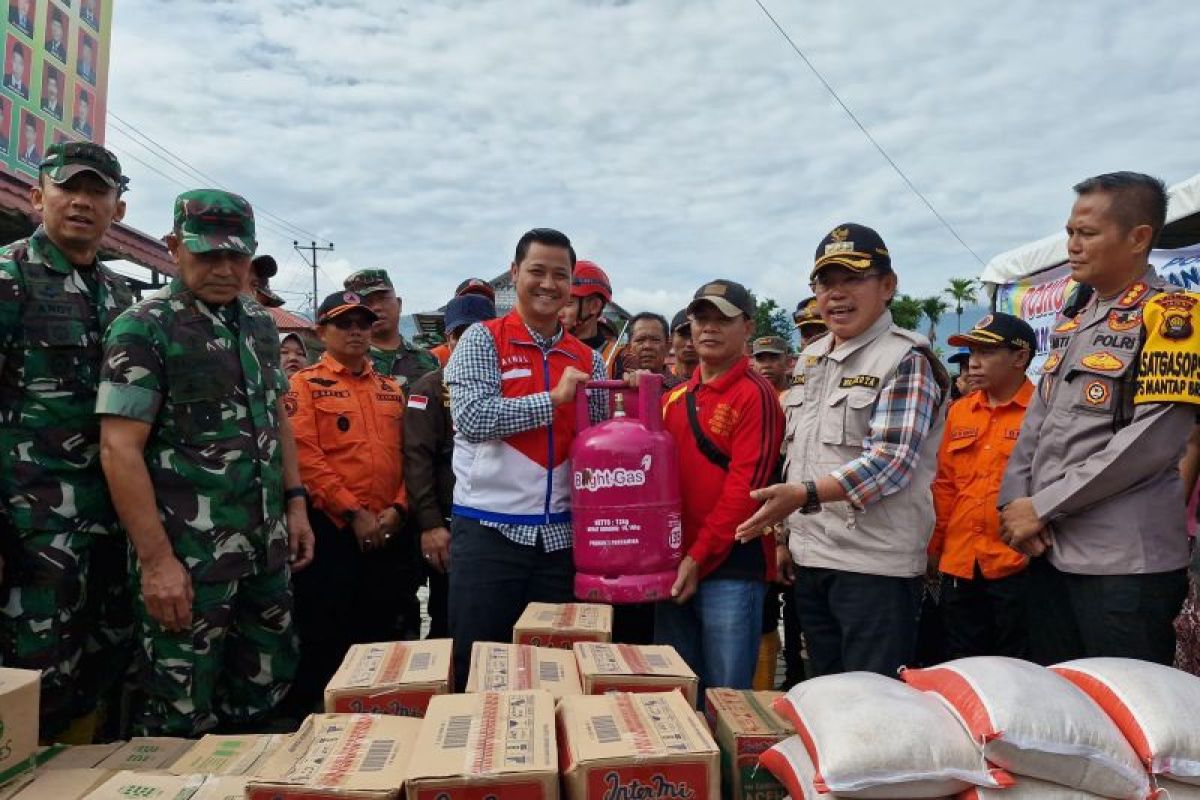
[980, 172, 1200, 285]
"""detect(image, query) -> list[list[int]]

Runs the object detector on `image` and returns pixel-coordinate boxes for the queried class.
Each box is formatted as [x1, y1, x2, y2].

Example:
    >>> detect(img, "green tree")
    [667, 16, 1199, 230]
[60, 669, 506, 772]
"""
[920, 296, 950, 343]
[890, 294, 923, 331]
[752, 296, 795, 345]
[944, 277, 979, 333]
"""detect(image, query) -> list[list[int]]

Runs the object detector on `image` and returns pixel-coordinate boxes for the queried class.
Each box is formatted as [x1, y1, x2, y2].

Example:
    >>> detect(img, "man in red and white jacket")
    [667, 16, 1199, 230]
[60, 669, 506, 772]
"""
[445, 228, 607, 689]
[659, 279, 784, 692]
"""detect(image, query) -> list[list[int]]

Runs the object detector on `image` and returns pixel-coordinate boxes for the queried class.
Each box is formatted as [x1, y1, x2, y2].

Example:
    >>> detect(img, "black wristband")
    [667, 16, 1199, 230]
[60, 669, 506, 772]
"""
[801, 479, 822, 515]
[284, 486, 308, 502]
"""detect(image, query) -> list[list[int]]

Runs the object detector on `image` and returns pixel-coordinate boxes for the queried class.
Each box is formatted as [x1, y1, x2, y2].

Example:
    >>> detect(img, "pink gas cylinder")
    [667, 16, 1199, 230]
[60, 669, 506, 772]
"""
[571, 375, 683, 603]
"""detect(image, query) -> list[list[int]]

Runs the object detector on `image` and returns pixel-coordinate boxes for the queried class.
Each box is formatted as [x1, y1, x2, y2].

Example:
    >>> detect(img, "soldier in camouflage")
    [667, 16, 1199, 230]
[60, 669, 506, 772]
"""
[96, 189, 315, 736]
[344, 268, 439, 393]
[343, 268, 437, 639]
[0, 142, 135, 741]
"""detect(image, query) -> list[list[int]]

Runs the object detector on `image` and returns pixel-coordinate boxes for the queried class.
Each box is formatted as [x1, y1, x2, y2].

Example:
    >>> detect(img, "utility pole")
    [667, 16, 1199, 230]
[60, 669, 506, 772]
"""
[293, 240, 335, 320]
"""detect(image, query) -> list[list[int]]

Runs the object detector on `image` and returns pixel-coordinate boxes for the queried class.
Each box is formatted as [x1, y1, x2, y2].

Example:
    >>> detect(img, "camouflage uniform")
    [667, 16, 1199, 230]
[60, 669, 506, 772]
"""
[343, 269, 439, 395]
[343, 269, 437, 639]
[0, 143, 136, 739]
[96, 190, 297, 736]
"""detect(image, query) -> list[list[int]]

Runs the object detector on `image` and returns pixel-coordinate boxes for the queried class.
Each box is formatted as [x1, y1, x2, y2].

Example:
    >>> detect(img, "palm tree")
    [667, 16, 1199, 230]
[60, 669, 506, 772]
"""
[890, 294, 924, 331]
[920, 296, 950, 343]
[944, 277, 979, 332]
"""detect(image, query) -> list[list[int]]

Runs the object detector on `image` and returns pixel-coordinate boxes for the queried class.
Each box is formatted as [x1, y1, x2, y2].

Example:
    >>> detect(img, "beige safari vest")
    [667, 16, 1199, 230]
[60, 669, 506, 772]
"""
[782, 312, 945, 578]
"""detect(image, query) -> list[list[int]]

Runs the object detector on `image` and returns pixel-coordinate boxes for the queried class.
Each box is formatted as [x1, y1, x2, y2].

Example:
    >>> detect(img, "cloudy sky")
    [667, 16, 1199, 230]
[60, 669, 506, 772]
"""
[107, 0, 1200, 318]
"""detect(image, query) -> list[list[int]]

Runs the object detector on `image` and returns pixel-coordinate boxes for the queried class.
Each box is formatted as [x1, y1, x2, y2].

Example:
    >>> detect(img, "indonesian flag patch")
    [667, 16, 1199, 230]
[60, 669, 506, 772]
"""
[407, 394, 429, 411]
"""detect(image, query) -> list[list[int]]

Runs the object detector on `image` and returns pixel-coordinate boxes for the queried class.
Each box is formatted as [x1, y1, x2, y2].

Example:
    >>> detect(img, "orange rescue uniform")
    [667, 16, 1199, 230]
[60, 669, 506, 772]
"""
[930, 381, 1034, 580]
[287, 354, 407, 521]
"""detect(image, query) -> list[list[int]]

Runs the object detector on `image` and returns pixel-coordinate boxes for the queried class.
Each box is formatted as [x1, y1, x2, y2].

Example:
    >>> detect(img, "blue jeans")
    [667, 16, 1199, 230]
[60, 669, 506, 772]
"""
[654, 579, 766, 697]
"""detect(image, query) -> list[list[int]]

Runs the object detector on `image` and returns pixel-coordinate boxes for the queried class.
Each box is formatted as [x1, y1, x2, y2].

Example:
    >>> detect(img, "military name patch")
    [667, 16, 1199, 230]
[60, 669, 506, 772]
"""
[376, 393, 404, 403]
[791, 374, 806, 386]
[1003, 428, 1021, 440]
[950, 426, 977, 440]
[312, 389, 351, 399]
[1083, 380, 1110, 407]
[1090, 333, 1136, 350]
[1080, 351, 1124, 372]
[839, 374, 881, 389]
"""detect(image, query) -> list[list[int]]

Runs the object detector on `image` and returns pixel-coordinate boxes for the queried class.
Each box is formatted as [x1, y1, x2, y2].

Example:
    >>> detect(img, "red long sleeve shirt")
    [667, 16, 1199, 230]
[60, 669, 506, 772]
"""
[663, 357, 784, 580]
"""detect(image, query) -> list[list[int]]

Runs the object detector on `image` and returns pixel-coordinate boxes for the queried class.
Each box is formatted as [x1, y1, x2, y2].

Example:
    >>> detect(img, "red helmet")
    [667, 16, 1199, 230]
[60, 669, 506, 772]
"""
[571, 260, 612, 302]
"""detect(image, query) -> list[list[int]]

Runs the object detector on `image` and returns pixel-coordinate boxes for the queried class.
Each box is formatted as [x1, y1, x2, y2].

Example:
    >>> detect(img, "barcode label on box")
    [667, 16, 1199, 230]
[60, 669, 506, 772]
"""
[444, 715, 473, 749]
[360, 739, 394, 772]
[539, 661, 562, 683]
[410, 651, 432, 672]
[645, 653, 669, 670]
[592, 715, 620, 744]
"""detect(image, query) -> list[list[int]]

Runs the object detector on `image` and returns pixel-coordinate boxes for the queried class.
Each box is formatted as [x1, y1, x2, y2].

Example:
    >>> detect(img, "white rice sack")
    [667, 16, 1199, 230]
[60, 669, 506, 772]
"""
[759, 735, 955, 800]
[958, 776, 1111, 798]
[1157, 779, 1200, 799]
[1052, 658, 1200, 786]
[903, 657, 1150, 800]
[772, 672, 1009, 798]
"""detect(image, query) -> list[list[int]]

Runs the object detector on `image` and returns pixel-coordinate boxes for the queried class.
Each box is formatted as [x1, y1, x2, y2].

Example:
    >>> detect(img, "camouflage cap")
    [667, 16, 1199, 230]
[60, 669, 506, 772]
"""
[173, 189, 257, 255]
[752, 335, 790, 356]
[39, 141, 127, 192]
[344, 269, 393, 295]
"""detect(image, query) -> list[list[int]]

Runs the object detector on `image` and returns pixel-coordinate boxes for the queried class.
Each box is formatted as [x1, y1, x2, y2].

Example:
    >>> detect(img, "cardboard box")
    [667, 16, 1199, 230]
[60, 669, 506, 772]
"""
[0, 669, 39, 786]
[247, 713, 422, 800]
[8, 768, 113, 800]
[513, 603, 612, 649]
[167, 734, 284, 777]
[705, 689, 792, 800]
[190, 776, 250, 800]
[324, 640, 452, 717]
[41, 744, 123, 771]
[466, 642, 583, 700]
[573, 643, 699, 707]
[559, 691, 720, 800]
[95, 738, 192, 773]
[81, 771, 207, 800]
[405, 691, 558, 800]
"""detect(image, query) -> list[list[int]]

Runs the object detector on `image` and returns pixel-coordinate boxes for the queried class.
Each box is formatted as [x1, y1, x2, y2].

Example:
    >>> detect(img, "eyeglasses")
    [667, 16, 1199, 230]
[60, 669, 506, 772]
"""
[810, 271, 882, 295]
[329, 317, 373, 331]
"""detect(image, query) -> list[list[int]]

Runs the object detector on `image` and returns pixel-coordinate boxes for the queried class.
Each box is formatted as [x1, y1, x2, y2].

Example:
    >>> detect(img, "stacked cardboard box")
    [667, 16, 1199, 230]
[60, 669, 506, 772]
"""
[559, 690, 720, 800]
[573, 642, 699, 706]
[167, 734, 284, 777]
[405, 691, 558, 799]
[513, 603, 612, 649]
[705, 689, 792, 800]
[324, 640, 453, 717]
[0, 669, 39, 788]
[465, 642, 583, 699]
[247, 713, 422, 800]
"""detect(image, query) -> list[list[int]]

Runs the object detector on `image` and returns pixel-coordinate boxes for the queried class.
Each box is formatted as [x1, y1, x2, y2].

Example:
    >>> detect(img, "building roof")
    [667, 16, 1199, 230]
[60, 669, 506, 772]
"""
[0, 169, 174, 276]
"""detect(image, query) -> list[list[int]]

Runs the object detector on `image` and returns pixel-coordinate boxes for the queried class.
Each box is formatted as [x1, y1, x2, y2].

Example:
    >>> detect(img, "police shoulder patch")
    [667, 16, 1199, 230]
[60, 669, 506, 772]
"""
[839, 374, 881, 390]
[1082, 379, 1111, 408]
[1054, 316, 1080, 334]
[1116, 281, 1149, 309]
[1041, 352, 1062, 374]
[1134, 292, 1200, 406]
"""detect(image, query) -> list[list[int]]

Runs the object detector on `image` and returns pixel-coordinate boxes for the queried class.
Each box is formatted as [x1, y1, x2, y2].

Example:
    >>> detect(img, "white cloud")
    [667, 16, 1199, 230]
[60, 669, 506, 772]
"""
[108, 0, 1200, 319]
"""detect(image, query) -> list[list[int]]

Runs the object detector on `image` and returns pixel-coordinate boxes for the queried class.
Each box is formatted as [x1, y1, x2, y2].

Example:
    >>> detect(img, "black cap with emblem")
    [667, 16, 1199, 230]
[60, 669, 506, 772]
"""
[811, 223, 892, 279]
[948, 312, 1037, 353]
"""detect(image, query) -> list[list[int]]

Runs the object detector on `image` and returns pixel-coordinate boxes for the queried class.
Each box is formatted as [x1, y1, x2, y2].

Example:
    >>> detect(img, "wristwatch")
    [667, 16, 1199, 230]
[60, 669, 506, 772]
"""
[284, 486, 308, 502]
[800, 480, 822, 515]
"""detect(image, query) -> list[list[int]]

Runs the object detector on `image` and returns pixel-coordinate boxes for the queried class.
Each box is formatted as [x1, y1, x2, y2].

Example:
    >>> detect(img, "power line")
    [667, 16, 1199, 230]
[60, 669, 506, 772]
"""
[749, 0, 984, 266]
[107, 127, 316, 245]
[108, 111, 328, 244]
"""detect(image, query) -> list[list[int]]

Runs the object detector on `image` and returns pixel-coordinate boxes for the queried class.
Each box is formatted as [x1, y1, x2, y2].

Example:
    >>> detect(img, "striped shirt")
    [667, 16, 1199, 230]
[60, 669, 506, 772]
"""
[831, 349, 941, 508]
[446, 319, 607, 551]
